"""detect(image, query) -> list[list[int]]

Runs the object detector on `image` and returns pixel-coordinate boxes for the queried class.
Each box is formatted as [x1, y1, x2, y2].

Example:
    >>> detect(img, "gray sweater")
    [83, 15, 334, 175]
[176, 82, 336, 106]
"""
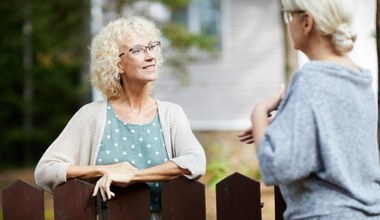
[259, 61, 380, 219]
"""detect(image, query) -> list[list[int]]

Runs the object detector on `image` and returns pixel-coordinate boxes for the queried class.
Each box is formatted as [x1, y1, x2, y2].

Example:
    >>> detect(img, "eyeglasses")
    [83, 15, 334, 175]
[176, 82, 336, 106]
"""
[282, 9, 306, 24]
[119, 41, 161, 57]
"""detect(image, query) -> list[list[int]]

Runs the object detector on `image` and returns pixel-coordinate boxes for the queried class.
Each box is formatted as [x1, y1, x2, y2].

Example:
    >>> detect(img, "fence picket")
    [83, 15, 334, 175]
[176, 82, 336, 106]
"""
[216, 172, 262, 220]
[2, 179, 44, 220]
[107, 183, 151, 220]
[274, 186, 286, 220]
[53, 179, 97, 220]
[1, 174, 286, 220]
[161, 176, 206, 220]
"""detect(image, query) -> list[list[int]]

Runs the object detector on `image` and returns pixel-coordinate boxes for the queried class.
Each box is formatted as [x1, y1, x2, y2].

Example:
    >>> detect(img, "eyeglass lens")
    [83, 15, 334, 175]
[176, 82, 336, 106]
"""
[282, 10, 305, 24]
[119, 41, 161, 57]
[131, 41, 160, 54]
[282, 11, 292, 24]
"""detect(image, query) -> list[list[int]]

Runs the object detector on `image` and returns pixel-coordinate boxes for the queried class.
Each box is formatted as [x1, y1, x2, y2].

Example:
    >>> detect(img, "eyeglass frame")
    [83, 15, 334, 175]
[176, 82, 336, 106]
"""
[119, 41, 161, 57]
[282, 9, 306, 24]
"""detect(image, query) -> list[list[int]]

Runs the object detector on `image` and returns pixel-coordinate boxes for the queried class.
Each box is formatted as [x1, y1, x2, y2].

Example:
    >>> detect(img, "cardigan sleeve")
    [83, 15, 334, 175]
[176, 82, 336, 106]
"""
[165, 103, 206, 180]
[34, 102, 104, 192]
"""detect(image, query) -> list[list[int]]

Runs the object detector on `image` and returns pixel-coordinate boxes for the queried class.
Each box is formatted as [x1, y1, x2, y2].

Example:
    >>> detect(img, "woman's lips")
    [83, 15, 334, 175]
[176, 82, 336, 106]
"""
[142, 64, 155, 69]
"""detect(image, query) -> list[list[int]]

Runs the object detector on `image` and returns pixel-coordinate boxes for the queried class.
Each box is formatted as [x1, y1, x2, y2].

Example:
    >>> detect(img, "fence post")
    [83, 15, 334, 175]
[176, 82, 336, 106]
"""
[107, 182, 151, 220]
[216, 172, 262, 220]
[53, 179, 96, 220]
[1, 179, 44, 220]
[161, 176, 206, 220]
[274, 186, 286, 220]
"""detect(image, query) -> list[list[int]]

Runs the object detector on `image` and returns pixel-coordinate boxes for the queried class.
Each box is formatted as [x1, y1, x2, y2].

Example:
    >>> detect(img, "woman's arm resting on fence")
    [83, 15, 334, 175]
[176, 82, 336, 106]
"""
[93, 161, 190, 201]
[133, 161, 191, 182]
[67, 161, 137, 180]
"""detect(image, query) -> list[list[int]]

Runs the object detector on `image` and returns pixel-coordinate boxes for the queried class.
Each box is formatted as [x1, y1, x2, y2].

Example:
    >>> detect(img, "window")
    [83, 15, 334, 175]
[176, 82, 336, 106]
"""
[172, 0, 222, 50]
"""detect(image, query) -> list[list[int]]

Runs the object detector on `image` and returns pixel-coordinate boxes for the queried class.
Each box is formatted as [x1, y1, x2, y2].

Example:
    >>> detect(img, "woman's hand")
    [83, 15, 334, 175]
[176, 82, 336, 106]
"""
[93, 162, 138, 201]
[238, 127, 255, 144]
[238, 112, 278, 144]
[238, 84, 285, 145]
[102, 161, 137, 173]
[255, 83, 286, 114]
[250, 84, 286, 148]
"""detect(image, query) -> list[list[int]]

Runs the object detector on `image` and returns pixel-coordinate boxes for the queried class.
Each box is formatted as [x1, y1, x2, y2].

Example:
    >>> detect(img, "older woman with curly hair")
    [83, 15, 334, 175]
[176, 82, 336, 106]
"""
[35, 16, 206, 219]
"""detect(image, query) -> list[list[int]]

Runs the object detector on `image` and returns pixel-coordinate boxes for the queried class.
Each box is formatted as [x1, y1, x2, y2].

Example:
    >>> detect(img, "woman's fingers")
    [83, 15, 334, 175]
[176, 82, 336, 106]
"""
[92, 182, 99, 197]
[93, 167, 137, 201]
[237, 128, 252, 138]
[245, 139, 254, 144]
[279, 83, 286, 99]
[93, 176, 115, 201]
[100, 189, 107, 201]
[274, 83, 286, 108]
[97, 178, 107, 201]
[107, 191, 115, 200]
[265, 83, 286, 112]
[238, 135, 254, 143]
[237, 127, 255, 144]
[104, 178, 113, 200]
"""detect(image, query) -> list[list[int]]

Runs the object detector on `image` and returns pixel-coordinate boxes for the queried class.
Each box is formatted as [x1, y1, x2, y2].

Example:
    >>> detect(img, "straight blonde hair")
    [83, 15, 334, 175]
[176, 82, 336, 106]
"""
[282, 0, 357, 54]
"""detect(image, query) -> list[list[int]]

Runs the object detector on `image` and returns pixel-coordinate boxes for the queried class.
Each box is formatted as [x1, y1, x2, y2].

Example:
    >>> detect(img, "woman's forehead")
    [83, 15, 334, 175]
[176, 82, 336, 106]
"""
[118, 33, 153, 47]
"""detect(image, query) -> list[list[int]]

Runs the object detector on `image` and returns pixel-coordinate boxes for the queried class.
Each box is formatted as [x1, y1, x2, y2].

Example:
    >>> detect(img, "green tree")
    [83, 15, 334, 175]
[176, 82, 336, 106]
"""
[109, 0, 217, 85]
[0, 0, 90, 168]
[0, 0, 215, 168]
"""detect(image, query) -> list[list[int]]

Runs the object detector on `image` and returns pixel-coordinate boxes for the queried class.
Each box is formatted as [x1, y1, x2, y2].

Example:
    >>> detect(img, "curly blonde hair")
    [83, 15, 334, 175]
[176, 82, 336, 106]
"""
[90, 16, 163, 99]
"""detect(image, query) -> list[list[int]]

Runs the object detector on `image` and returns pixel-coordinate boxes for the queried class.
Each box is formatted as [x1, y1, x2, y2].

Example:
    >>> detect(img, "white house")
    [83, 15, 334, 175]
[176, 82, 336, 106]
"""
[155, 0, 377, 131]
[92, 0, 377, 132]
[154, 0, 285, 131]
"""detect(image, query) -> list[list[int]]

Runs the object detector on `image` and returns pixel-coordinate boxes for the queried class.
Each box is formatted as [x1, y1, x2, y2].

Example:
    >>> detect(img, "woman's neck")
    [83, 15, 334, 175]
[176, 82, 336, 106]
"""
[302, 36, 359, 72]
[117, 94, 151, 114]
[117, 81, 151, 112]
[110, 94, 157, 124]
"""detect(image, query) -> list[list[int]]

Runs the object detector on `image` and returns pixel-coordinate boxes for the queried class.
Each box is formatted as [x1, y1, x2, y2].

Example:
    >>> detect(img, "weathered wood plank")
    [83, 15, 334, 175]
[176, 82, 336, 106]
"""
[161, 176, 206, 220]
[107, 183, 151, 220]
[275, 186, 286, 220]
[53, 179, 96, 220]
[2, 179, 44, 220]
[216, 172, 262, 220]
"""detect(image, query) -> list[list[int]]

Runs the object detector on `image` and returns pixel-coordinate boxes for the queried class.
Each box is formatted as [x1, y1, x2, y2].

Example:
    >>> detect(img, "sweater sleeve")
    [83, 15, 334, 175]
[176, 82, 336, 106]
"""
[259, 84, 322, 186]
[167, 104, 206, 180]
[34, 102, 103, 192]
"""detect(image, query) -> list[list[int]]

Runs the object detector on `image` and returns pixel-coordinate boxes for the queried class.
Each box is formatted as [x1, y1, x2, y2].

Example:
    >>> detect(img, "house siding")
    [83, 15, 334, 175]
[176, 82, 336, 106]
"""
[154, 0, 285, 130]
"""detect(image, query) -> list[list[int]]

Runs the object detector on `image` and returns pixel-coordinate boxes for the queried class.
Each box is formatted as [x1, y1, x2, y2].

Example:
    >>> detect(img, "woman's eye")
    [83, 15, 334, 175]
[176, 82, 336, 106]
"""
[132, 48, 142, 54]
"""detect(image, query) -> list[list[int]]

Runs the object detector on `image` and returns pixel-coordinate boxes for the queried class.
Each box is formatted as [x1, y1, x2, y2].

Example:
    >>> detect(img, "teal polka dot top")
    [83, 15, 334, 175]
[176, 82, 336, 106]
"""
[96, 102, 169, 212]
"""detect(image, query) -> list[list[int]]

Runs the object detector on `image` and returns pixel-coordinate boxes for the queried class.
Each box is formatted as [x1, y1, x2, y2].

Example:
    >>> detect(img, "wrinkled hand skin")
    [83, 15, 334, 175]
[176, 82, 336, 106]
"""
[93, 161, 138, 201]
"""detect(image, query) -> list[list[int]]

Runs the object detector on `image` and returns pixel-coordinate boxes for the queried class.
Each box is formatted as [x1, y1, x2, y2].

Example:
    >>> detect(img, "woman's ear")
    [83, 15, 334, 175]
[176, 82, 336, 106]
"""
[302, 12, 314, 36]
[117, 62, 124, 74]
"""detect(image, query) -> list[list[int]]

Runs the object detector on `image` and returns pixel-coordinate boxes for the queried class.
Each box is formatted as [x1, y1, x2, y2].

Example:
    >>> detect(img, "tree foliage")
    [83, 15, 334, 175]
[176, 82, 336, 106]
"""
[0, 0, 215, 168]
[108, 0, 218, 85]
[0, 0, 90, 168]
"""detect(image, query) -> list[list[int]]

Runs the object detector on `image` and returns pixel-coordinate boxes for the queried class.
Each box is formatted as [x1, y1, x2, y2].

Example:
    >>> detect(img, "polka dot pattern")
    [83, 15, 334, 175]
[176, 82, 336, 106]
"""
[96, 102, 168, 213]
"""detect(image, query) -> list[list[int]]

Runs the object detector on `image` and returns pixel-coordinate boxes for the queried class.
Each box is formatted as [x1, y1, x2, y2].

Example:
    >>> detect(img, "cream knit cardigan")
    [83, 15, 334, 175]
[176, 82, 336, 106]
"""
[34, 99, 206, 192]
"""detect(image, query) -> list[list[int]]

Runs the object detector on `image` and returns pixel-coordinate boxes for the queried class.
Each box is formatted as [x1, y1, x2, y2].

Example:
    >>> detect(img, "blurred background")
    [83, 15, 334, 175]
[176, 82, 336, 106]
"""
[0, 0, 378, 219]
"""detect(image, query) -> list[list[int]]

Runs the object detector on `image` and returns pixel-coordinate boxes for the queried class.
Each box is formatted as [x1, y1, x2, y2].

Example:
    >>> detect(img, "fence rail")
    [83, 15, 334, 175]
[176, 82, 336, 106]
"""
[1, 172, 286, 220]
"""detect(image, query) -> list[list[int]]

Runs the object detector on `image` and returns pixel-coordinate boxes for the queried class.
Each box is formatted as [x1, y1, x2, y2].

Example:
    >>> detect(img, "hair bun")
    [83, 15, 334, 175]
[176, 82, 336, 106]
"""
[331, 23, 357, 54]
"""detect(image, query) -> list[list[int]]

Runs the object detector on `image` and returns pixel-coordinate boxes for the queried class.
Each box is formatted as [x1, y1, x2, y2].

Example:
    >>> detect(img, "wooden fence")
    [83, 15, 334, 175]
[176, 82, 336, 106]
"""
[1, 172, 286, 220]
